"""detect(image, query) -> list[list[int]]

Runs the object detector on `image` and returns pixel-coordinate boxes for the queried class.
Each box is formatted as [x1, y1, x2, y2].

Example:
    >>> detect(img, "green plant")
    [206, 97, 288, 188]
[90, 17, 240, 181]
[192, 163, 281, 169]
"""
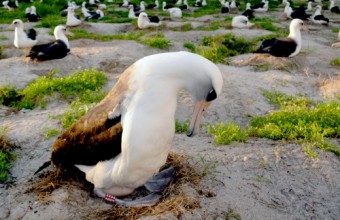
[0, 126, 16, 183]
[249, 91, 340, 157]
[0, 69, 107, 110]
[61, 91, 107, 129]
[330, 58, 340, 66]
[183, 42, 196, 52]
[225, 208, 241, 220]
[193, 33, 257, 63]
[142, 32, 172, 49]
[43, 128, 60, 139]
[261, 89, 312, 107]
[0, 45, 3, 59]
[175, 119, 190, 133]
[0, 85, 21, 106]
[207, 121, 248, 145]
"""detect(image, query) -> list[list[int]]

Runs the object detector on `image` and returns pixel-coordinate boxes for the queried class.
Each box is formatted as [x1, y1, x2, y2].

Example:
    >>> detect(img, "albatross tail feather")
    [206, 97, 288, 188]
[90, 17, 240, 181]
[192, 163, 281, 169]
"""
[34, 161, 51, 175]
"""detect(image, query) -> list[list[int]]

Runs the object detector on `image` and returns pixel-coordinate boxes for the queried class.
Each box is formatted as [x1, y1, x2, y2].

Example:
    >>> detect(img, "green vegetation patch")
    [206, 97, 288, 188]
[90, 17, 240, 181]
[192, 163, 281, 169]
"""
[61, 91, 107, 129]
[195, 33, 256, 63]
[0, 69, 107, 109]
[249, 90, 340, 157]
[0, 127, 16, 183]
[207, 121, 248, 145]
[330, 58, 340, 66]
[207, 90, 339, 158]
[175, 119, 190, 133]
[142, 32, 172, 49]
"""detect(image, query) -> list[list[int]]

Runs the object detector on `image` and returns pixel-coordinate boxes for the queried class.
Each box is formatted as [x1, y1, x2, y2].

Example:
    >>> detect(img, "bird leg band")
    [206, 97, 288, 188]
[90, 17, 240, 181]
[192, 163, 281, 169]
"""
[104, 194, 116, 203]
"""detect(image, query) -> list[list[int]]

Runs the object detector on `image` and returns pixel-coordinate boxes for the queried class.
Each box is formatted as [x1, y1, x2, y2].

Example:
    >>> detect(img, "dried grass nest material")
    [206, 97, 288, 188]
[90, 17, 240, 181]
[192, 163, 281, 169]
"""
[26, 152, 207, 219]
[232, 54, 300, 72]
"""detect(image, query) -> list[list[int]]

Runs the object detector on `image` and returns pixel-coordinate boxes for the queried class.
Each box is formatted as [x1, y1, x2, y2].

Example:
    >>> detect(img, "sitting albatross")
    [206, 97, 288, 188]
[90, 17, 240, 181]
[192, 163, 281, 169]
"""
[35, 51, 223, 207]
[255, 19, 308, 57]
[11, 19, 37, 49]
[27, 25, 72, 61]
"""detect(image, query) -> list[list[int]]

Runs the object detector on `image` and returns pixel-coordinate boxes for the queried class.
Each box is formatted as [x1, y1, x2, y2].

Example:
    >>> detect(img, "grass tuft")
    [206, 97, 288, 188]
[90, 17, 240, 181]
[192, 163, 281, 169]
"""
[0, 126, 16, 183]
[175, 119, 190, 133]
[141, 32, 172, 49]
[207, 121, 248, 145]
[249, 90, 340, 157]
[330, 58, 340, 67]
[0, 69, 107, 110]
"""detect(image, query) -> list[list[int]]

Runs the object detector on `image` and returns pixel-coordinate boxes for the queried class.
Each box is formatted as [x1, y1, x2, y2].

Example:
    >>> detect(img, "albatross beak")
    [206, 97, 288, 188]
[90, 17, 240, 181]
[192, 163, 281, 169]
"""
[65, 29, 74, 36]
[301, 24, 309, 32]
[6, 23, 15, 30]
[187, 101, 211, 137]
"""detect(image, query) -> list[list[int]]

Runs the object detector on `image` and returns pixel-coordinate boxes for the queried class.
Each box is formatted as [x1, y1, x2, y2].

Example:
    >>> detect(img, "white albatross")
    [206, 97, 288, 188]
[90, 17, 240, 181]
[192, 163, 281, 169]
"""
[232, 15, 254, 29]
[66, 7, 81, 27]
[34, 51, 223, 207]
[255, 19, 308, 57]
[137, 12, 161, 29]
[10, 19, 37, 48]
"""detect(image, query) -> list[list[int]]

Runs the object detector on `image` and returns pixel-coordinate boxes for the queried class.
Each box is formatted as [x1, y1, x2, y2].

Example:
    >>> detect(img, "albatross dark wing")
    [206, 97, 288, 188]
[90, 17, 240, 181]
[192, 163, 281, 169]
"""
[27, 40, 69, 61]
[255, 38, 297, 57]
[50, 67, 133, 169]
[26, 29, 37, 40]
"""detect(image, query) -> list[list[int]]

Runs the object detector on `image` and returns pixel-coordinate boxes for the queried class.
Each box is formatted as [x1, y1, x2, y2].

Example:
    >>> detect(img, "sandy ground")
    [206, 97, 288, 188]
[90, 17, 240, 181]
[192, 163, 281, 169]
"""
[0, 5, 340, 220]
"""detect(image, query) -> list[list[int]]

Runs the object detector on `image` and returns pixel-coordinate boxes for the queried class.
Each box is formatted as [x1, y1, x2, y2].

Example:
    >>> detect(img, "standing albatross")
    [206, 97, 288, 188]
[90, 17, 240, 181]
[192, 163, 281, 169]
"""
[255, 19, 308, 57]
[35, 51, 223, 207]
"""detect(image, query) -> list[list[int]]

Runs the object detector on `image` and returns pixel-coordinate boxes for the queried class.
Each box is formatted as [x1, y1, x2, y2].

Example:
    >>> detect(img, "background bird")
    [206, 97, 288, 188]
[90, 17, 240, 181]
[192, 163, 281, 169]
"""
[10, 19, 37, 49]
[27, 25, 73, 61]
[255, 19, 308, 57]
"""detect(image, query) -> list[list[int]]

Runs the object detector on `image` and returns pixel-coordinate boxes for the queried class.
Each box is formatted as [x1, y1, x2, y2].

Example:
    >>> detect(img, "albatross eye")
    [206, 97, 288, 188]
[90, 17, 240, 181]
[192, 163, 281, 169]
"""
[206, 89, 217, 102]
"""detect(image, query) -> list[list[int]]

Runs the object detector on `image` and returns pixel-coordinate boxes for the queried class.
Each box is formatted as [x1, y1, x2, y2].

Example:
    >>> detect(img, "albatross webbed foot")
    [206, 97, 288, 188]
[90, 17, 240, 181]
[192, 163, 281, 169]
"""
[144, 166, 175, 193]
[94, 166, 175, 207]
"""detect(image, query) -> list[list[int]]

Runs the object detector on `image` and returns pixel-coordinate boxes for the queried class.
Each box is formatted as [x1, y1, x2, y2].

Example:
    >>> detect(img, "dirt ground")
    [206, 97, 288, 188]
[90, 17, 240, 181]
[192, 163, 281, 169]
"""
[0, 4, 339, 220]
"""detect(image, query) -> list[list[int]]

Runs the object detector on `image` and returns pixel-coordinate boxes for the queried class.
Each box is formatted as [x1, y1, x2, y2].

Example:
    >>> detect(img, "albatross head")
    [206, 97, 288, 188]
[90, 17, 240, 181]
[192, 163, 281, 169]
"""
[54, 25, 73, 49]
[183, 54, 223, 137]
[288, 19, 308, 40]
[12, 19, 24, 29]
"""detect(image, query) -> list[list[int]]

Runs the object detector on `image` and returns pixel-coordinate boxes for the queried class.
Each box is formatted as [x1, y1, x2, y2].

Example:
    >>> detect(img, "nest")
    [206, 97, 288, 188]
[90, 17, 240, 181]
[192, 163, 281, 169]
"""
[232, 54, 300, 72]
[27, 152, 205, 219]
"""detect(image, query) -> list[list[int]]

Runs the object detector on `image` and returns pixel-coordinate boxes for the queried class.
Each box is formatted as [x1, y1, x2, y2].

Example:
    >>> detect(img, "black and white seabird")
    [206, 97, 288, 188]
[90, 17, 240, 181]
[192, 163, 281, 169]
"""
[221, 1, 229, 14]
[290, 5, 311, 20]
[146, 0, 159, 9]
[232, 15, 254, 28]
[85, 9, 104, 21]
[34, 51, 223, 207]
[242, 3, 255, 19]
[27, 6, 40, 22]
[137, 12, 161, 29]
[330, 0, 340, 14]
[66, 7, 82, 26]
[27, 25, 72, 61]
[10, 19, 37, 48]
[311, 5, 329, 25]
[255, 19, 308, 57]
[163, 2, 182, 19]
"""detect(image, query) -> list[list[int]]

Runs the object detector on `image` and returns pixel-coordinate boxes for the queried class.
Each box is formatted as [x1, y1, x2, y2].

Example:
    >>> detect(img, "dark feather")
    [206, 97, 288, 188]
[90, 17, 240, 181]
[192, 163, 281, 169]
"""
[255, 38, 297, 57]
[313, 15, 329, 23]
[331, 6, 340, 14]
[28, 14, 40, 22]
[26, 29, 37, 40]
[149, 15, 160, 23]
[27, 40, 69, 61]
[221, 6, 229, 13]
[242, 9, 254, 19]
[290, 6, 311, 20]
[251, 2, 264, 9]
[49, 68, 133, 169]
